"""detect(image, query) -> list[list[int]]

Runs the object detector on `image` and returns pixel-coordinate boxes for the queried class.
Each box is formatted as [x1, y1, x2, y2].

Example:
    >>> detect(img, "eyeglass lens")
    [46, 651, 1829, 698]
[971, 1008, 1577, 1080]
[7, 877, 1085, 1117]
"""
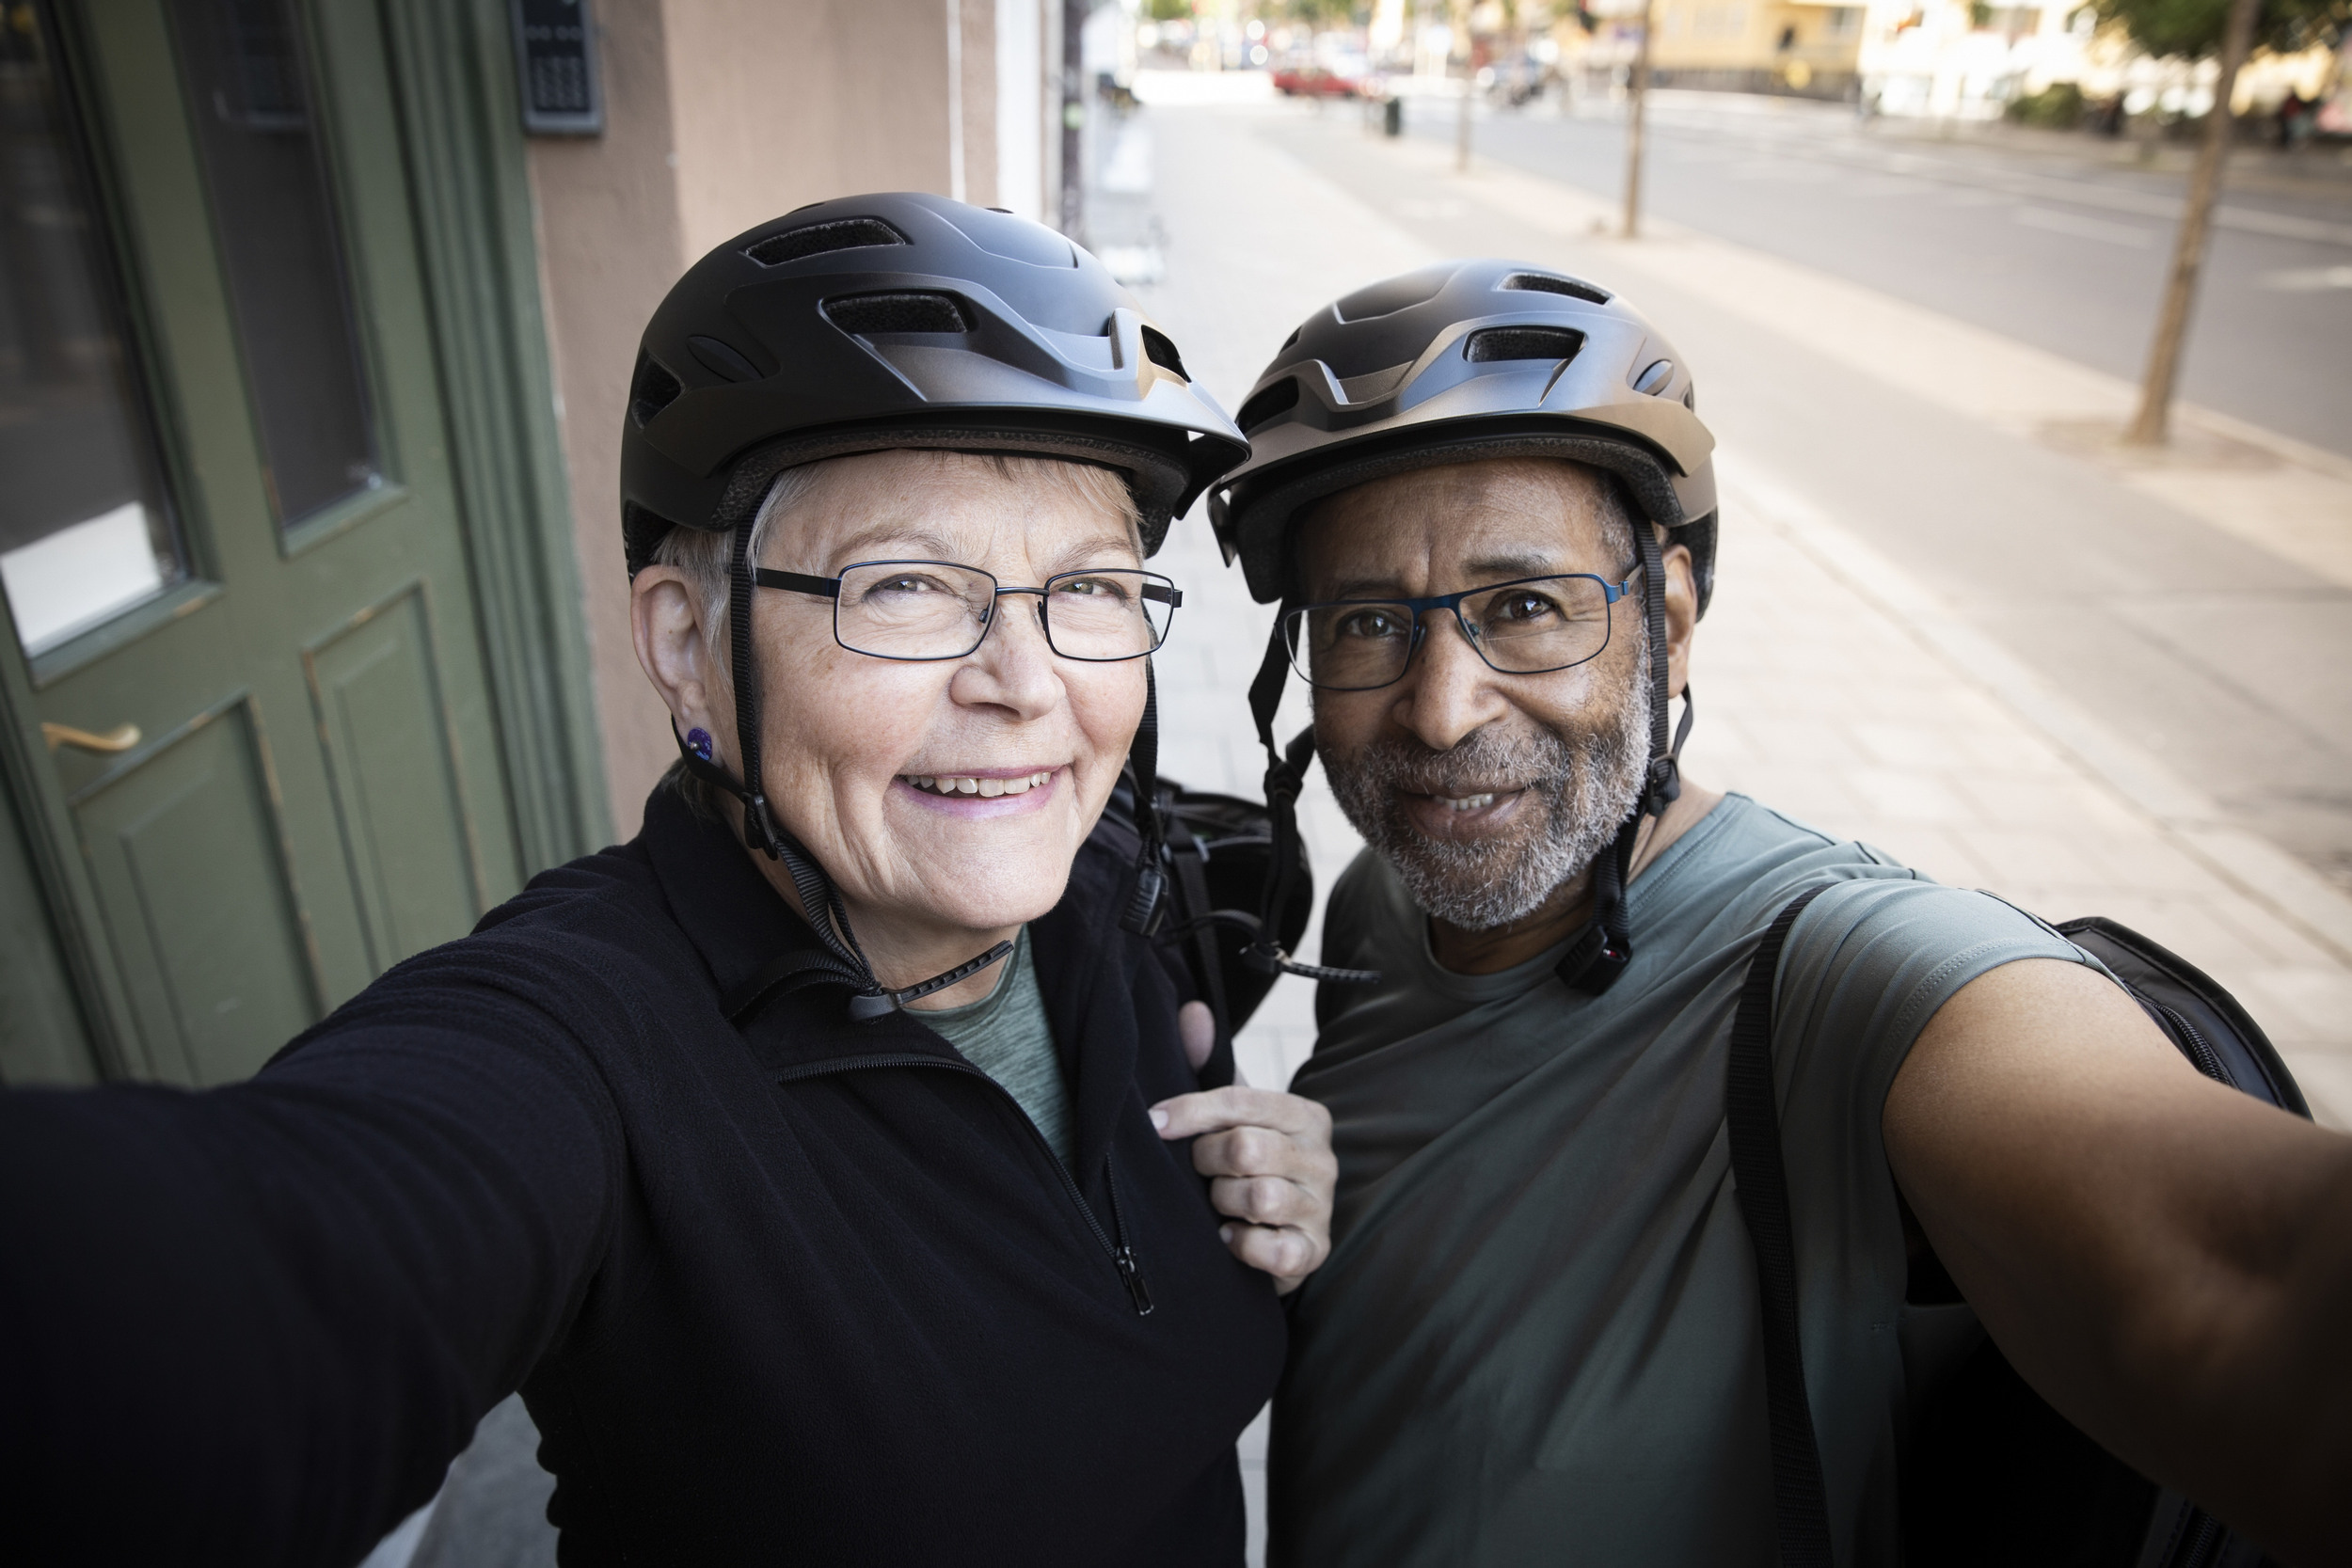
[834, 562, 1174, 661]
[1283, 575, 1617, 690]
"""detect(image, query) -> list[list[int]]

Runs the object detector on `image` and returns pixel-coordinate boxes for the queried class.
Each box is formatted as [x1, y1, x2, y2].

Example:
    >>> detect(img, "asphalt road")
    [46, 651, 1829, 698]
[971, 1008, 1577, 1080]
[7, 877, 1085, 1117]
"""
[1400, 90, 2352, 458]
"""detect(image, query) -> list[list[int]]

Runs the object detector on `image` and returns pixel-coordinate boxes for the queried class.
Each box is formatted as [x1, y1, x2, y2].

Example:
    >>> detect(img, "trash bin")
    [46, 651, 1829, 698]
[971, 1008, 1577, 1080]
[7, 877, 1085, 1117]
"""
[1384, 96, 1403, 136]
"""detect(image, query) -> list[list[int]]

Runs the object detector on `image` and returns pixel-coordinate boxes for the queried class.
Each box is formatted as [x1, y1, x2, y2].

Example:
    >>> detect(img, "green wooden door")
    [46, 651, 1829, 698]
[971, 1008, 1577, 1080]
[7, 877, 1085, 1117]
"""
[0, 0, 527, 1086]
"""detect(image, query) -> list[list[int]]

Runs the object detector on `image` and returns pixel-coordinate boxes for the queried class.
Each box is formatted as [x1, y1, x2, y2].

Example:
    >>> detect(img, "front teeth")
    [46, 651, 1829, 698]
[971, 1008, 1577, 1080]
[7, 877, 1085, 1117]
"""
[1440, 793, 1496, 812]
[905, 769, 1055, 798]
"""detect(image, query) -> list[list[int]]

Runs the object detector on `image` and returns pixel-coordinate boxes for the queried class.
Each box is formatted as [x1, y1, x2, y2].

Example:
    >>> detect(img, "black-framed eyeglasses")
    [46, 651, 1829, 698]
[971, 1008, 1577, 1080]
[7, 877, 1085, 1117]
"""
[1282, 568, 1639, 691]
[756, 559, 1181, 663]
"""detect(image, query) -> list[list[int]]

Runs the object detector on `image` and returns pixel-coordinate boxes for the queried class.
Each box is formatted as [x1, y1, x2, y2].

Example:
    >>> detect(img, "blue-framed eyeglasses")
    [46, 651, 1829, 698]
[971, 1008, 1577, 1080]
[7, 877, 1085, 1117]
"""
[1282, 568, 1640, 691]
[757, 559, 1181, 663]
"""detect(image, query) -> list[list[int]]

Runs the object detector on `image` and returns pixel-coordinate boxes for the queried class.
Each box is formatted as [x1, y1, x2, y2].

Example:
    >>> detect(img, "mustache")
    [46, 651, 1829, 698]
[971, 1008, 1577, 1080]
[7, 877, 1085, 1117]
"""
[1339, 725, 1577, 800]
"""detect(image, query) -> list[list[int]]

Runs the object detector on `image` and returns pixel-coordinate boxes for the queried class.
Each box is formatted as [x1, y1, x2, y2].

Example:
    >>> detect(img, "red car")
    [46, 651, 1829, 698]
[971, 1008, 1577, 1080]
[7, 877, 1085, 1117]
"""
[1272, 52, 1369, 98]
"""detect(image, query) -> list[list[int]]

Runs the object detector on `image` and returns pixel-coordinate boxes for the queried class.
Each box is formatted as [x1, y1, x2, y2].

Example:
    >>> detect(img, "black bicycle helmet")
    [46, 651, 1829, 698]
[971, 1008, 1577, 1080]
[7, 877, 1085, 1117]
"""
[621, 192, 1245, 576]
[627, 193, 1248, 1018]
[1208, 260, 1718, 997]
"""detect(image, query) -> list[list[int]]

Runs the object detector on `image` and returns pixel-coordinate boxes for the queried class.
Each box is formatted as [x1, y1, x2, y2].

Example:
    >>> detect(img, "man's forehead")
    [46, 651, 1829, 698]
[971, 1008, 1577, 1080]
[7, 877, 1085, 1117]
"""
[1301, 458, 1622, 589]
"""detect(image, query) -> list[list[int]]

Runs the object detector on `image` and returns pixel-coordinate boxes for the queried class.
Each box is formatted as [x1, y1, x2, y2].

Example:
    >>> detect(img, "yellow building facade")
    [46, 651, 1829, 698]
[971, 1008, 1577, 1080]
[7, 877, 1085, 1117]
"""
[1648, 0, 1867, 97]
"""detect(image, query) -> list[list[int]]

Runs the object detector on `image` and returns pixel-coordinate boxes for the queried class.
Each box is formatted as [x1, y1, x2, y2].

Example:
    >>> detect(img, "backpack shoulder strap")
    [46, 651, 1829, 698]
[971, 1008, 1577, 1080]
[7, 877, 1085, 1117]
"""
[1727, 881, 1839, 1568]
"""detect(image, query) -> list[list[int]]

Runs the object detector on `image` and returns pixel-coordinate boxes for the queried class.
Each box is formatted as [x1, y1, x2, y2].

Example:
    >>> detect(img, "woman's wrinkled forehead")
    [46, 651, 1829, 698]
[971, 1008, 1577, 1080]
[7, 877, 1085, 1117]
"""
[763, 450, 1143, 575]
[1297, 457, 1630, 600]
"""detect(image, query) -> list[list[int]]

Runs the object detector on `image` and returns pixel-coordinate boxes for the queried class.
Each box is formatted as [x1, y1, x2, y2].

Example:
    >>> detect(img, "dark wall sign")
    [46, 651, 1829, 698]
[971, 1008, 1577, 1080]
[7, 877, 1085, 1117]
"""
[509, 0, 602, 135]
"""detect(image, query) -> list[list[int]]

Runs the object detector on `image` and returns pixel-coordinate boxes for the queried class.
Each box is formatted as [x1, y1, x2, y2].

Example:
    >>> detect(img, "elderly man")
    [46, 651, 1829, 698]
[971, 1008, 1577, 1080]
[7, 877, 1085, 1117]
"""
[1208, 261, 2352, 1566]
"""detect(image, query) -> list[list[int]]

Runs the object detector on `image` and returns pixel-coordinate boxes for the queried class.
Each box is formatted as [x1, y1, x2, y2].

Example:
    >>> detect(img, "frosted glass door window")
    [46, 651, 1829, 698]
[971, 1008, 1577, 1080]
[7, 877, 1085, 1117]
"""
[169, 0, 379, 526]
[0, 1, 185, 656]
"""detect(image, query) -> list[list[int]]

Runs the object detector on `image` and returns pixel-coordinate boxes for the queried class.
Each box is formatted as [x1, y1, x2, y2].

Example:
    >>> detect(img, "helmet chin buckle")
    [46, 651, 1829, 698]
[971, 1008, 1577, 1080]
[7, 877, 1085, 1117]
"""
[1121, 861, 1168, 937]
[1644, 754, 1682, 818]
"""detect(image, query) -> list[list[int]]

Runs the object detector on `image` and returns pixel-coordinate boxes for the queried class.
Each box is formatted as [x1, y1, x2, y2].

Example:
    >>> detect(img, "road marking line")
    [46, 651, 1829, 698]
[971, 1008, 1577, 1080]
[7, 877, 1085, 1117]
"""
[2012, 204, 2158, 246]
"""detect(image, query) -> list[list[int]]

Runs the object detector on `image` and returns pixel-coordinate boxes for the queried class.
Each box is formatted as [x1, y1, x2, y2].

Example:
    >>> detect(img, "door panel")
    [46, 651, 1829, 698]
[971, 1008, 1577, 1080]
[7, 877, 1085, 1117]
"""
[72, 701, 317, 1085]
[307, 586, 484, 972]
[1, 0, 531, 1082]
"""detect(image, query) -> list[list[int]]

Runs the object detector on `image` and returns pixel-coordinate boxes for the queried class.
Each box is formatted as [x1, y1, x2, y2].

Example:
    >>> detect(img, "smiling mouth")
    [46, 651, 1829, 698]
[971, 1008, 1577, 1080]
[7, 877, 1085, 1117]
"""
[903, 769, 1056, 799]
[1436, 792, 1500, 812]
[1415, 785, 1524, 813]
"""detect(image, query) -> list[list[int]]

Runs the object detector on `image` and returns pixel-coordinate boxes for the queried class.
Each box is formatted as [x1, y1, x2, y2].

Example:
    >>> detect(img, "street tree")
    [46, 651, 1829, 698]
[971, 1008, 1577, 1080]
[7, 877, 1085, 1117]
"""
[2106, 0, 2350, 443]
[2088, 0, 2346, 58]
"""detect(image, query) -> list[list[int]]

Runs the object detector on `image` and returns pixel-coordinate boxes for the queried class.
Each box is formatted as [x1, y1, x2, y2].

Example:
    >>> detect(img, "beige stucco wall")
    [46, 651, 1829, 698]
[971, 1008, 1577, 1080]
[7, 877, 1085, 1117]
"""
[662, 1, 952, 259]
[527, 0, 687, 840]
[526, 0, 1001, 837]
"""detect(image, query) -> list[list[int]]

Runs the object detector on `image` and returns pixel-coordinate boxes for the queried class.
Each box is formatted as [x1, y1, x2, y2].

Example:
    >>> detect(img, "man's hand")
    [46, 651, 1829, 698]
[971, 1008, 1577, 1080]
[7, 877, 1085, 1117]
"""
[1151, 1082, 1336, 1295]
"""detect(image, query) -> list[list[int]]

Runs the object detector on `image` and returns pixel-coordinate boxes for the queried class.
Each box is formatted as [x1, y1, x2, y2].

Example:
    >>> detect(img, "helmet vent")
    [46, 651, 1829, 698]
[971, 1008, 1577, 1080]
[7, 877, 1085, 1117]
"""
[1632, 358, 1676, 395]
[824, 292, 975, 335]
[1501, 272, 1612, 305]
[1280, 325, 1302, 350]
[629, 352, 683, 427]
[1236, 376, 1300, 434]
[1464, 325, 1585, 364]
[1140, 325, 1188, 381]
[743, 217, 909, 267]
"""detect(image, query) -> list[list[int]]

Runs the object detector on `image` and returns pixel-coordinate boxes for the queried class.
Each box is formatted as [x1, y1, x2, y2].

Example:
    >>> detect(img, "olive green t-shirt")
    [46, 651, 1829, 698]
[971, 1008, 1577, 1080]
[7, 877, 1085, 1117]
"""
[917, 926, 1073, 1167]
[1270, 794, 2106, 1567]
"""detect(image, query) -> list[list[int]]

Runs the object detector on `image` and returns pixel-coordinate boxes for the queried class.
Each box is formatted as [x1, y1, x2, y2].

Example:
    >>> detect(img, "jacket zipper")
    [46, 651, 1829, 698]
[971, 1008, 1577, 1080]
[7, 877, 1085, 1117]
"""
[773, 1053, 1153, 1316]
[1104, 1164, 1154, 1316]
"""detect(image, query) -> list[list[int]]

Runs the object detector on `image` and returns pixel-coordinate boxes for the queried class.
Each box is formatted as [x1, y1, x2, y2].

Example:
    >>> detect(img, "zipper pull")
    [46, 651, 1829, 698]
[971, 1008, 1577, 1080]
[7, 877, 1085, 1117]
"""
[1103, 1155, 1153, 1316]
[1114, 1243, 1154, 1317]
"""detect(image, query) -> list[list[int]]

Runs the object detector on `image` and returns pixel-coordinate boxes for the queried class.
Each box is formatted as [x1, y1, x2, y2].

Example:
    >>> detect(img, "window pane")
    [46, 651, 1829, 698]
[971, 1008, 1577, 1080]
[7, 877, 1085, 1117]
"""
[0, 1, 186, 656]
[168, 0, 378, 526]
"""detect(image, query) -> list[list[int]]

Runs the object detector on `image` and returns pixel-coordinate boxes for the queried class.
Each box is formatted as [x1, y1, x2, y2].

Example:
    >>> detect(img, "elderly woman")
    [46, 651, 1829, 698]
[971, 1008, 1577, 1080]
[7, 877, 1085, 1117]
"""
[0, 196, 1332, 1567]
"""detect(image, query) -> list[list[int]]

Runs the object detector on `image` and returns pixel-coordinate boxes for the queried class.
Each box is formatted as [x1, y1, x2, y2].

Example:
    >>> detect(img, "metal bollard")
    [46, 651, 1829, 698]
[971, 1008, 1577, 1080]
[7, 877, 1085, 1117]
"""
[1384, 96, 1403, 136]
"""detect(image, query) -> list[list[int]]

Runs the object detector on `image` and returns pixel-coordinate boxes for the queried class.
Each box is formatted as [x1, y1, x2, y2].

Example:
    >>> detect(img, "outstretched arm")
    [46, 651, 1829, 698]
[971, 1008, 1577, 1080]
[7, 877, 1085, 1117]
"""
[0, 988, 620, 1568]
[1884, 958, 2352, 1565]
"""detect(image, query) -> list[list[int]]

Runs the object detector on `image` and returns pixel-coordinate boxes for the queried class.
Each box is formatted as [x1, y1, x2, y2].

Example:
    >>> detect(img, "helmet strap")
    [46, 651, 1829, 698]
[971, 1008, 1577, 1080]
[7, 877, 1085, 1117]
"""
[1635, 518, 1684, 819]
[1556, 520, 1696, 995]
[1120, 658, 1170, 935]
[1242, 620, 1381, 986]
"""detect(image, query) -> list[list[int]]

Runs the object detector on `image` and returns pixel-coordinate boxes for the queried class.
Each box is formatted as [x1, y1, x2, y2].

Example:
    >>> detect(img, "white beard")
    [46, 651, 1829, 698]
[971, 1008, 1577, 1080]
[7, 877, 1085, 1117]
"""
[1322, 656, 1652, 932]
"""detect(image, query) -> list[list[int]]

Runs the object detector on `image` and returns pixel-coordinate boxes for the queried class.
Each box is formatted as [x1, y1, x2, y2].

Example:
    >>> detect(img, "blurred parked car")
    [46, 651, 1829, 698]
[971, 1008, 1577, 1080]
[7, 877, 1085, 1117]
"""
[1273, 48, 1370, 98]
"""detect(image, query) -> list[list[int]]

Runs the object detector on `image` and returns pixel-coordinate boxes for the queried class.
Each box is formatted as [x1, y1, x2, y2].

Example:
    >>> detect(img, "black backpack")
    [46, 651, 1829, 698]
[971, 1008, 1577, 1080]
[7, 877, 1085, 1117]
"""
[1106, 773, 1314, 1090]
[1730, 885, 2311, 1568]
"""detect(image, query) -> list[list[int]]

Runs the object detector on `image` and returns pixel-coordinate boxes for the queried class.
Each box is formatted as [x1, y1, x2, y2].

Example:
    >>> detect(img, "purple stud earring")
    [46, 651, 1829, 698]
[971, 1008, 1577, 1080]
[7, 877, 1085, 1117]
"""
[687, 726, 714, 762]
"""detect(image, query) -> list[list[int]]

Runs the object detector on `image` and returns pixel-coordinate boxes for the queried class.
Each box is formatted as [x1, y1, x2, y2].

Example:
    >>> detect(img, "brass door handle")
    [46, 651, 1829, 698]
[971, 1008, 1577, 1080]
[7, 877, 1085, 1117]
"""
[42, 721, 141, 753]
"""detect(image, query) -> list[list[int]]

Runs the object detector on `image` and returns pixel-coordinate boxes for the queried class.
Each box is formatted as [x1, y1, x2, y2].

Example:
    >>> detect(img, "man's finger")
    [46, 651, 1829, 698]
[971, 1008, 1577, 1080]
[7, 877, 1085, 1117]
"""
[1218, 1222, 1327, 1293]
[1190, 1124, 1289, 1180]
[1151, 1085, 1331, 1141]
[1209, 1173, 1315, 1228]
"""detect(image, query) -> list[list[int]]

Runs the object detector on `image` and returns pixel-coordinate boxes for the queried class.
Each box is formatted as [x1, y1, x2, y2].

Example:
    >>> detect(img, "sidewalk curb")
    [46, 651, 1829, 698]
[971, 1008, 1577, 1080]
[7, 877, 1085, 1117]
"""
[1722, 452, 2352, 967]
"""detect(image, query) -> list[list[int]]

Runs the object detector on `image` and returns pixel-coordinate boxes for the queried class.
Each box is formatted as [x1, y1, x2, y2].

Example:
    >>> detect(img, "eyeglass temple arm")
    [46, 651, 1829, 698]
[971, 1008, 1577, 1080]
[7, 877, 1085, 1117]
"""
[751, 568, 839, 598]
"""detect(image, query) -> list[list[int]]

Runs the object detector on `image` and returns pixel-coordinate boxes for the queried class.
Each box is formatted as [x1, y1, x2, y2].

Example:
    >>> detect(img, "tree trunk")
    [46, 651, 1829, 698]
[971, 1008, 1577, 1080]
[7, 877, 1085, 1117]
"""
[2124, 0, 2261, 446]
[1622, 0, 1656, 239]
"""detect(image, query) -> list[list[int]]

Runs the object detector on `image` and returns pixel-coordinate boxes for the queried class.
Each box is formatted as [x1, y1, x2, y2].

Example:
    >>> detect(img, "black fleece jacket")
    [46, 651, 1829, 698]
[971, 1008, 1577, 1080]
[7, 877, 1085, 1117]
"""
[0, 785, 1287, 1567]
